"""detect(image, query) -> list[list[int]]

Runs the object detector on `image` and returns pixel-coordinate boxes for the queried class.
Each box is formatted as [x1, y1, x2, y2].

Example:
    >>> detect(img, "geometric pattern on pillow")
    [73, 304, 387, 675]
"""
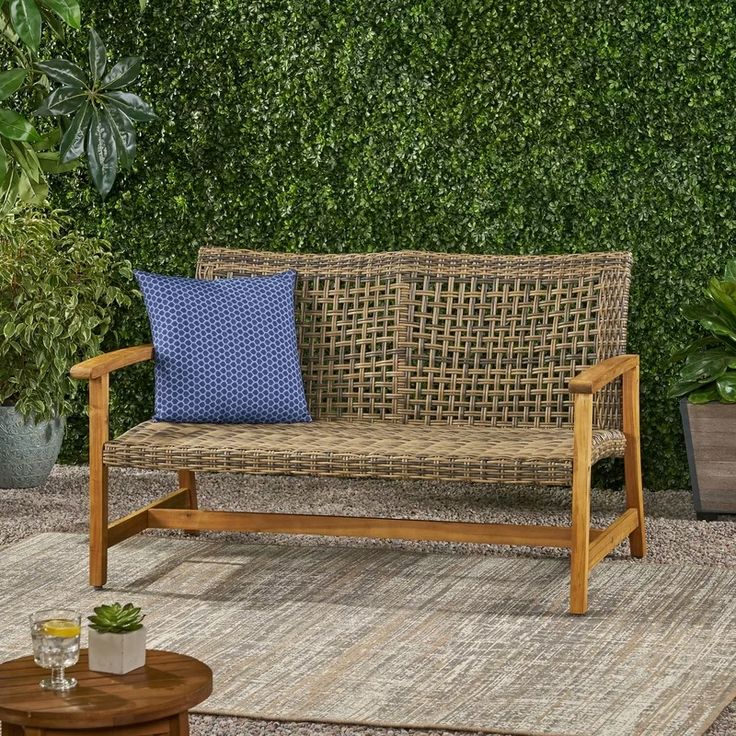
[134, 269, 312, 424]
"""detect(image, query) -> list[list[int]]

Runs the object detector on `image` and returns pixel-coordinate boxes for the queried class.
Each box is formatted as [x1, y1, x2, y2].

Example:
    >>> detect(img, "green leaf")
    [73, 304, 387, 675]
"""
[107, 105, 136, 169]
[688, 384, 720, 404]
[0, 144, 6, 185]
[0, 108, 40, 142]
[88, 29, 106, 82]
[58, 99, 91, 163]
[670, 336, 722, 363]
[40, 0, 79, 28]
[679, 351, 733, 384]
[35, 59, 88, 88]
[725, 260, 736, 283]
[38, 5, 66, 39]
[35, 88, 86, 117]
[9, 0, 41, 51]
[9, 140, 41, 181]
[103, 91, 156, 122]
[34, 86, 86, 116]
[716, 373, 736, 403]
[37, 149, 79, 173]
[86, 106, 117, 197]
[139, 0, 146, 10]
[667, 378, 703, 399]
[0, 69, 27, 101]
[101, 57, 141, 90]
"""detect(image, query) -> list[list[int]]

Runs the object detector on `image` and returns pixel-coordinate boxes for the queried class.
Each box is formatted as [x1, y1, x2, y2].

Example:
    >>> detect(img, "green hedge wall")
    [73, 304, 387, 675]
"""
[53, 0, 736, 489]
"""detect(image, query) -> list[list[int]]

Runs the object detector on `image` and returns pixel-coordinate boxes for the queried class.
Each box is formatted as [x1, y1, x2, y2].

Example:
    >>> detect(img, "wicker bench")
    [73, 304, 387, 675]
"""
[71, 249, 646, 614]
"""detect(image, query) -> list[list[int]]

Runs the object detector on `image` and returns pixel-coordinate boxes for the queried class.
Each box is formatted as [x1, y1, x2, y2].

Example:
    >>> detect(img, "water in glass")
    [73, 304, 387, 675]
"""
[29, 609, 81, 690]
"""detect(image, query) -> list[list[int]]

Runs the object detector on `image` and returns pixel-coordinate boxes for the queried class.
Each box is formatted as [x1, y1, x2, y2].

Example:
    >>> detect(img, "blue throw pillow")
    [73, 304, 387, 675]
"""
[135, 269, 312, 424]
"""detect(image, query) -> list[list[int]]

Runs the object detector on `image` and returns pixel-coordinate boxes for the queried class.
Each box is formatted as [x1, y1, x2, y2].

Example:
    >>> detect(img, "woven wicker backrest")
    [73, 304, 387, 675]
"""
[197, 249, 632, 428]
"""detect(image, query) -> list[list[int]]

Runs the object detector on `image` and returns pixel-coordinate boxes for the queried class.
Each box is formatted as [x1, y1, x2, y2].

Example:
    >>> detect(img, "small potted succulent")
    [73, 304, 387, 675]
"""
[669, 258, 736, 518]
[87, 602, 146, 674]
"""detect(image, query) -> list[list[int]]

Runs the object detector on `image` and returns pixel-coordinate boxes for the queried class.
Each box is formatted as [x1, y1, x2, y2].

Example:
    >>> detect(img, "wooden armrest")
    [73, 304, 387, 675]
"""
[70, 344, 154, 381]
[569, 355, 639, 395]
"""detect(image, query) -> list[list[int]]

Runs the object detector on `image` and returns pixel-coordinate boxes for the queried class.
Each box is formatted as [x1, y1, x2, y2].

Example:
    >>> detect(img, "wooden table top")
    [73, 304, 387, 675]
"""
[0, 649, 213, 729]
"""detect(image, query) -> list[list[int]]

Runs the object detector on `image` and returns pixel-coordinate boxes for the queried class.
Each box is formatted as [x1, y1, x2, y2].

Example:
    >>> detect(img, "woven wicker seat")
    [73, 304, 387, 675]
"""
[105, 421, 627, 486]
[71, 248, 647, 614]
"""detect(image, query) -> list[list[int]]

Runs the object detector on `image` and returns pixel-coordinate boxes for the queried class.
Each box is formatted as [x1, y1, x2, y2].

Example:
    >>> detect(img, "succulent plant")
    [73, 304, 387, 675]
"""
[88, 602, 145, 634]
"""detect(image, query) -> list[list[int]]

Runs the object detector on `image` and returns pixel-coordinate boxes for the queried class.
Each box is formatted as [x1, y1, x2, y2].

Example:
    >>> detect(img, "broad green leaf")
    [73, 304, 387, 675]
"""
[0, 168, 19, 213]
[716, 373, 736, 403]
[36, 149, 78, 173]
[59, 99, 91, 162]
[86, 106, 117, 197]
[0, 108, 40, 142]
[103, 90, 156, 121]
[708, 279, 736, 325]
[688, 384, 720, 404]
[16, 163, 47, 203]
[101, 57, 141, 90]
[725, 260, 736, 283]
[680, 351, 731, 384]
[9, 0, 41, 51]
[40, 0, 79, 28]
[88, 28, 106, 82]
[667, 378, 703, 399]
[0, 69, 26, 101]
[670, 336, 722, 363]
[0, 144, 7, 184]
[35, 59, 88, 88]
[107, 105, 135, 169]
[39, 5, 65, 39]
[698, 315, 736, 341]
[9, 140, 41, 181]
[34, 86, 85, 116]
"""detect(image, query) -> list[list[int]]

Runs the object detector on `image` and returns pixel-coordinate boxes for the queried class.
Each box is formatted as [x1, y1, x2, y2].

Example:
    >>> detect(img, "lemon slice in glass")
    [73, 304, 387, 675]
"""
[43, 619, 81, 637]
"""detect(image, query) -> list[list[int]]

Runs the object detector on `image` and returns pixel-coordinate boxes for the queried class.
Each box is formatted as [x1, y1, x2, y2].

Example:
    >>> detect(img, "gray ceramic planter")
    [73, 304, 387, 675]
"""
[0, 406, 65, 489]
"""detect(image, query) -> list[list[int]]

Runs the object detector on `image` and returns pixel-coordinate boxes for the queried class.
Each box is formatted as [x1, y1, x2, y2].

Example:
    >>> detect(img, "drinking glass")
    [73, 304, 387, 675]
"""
[30, 609, 81, 690]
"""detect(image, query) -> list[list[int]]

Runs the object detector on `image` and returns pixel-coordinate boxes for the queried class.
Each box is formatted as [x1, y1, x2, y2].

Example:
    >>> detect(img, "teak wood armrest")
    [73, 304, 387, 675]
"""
[569, 354, 639, 394]
[70, 343, 156, 594]
[70, 344, 154, 380]
[568, 352, 645, 614]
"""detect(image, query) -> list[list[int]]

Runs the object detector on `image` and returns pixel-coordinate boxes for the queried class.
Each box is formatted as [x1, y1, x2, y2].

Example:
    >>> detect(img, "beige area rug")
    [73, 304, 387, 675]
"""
[1, 532, 734, 736]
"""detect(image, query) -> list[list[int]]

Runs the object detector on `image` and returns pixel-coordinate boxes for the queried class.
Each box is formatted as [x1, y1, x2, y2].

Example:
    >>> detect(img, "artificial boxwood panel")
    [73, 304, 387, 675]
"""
[53, 0, 736, 489]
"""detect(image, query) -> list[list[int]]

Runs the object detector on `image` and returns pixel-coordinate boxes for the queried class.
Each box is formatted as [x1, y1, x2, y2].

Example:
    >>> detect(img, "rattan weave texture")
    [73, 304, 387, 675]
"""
[197, 249, 631, 429]
[103, 421, 627, 485]
[105, 250, 632, 484]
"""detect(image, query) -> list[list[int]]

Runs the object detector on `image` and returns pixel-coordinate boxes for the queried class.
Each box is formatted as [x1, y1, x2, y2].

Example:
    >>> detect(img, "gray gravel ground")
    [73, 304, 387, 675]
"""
[0, 466, 733, 736]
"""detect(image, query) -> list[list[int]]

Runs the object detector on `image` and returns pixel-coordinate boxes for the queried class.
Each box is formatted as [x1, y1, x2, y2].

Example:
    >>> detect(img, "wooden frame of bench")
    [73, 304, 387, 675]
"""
[71, 347, 645, 615]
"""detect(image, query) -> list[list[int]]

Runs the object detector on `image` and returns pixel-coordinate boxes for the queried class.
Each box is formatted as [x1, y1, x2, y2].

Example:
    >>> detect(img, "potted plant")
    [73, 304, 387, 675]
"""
[87, 602, 146, 674]
[0, 204, 132, 488]
[669, 258, 736, 519]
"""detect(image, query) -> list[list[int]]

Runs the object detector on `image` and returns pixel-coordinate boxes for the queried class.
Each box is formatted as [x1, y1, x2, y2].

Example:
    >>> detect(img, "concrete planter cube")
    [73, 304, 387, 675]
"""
[681, 399, 736, 519]
[88, 627, 146, 675]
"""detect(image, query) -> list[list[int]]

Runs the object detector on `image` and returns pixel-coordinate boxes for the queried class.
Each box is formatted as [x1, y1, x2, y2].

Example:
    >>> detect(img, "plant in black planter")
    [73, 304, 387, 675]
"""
[670, 259, 736, 518]
[0, 204, 132, 488]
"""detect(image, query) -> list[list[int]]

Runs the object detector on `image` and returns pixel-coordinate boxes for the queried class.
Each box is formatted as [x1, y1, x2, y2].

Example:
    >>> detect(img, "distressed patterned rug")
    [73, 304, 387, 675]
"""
[2, 532, 734, 736]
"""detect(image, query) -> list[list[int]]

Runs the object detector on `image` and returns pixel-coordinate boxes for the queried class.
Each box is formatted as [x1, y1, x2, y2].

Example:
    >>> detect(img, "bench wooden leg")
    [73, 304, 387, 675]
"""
[623, 366, 646, 558]
[89, 375, 110, 589]
[570, 393, 593, 615]
[178, 471, 199, 537]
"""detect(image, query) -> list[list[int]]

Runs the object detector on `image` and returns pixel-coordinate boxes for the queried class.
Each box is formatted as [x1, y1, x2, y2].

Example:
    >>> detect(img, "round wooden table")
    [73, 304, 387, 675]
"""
[0, 649, 212, 735]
